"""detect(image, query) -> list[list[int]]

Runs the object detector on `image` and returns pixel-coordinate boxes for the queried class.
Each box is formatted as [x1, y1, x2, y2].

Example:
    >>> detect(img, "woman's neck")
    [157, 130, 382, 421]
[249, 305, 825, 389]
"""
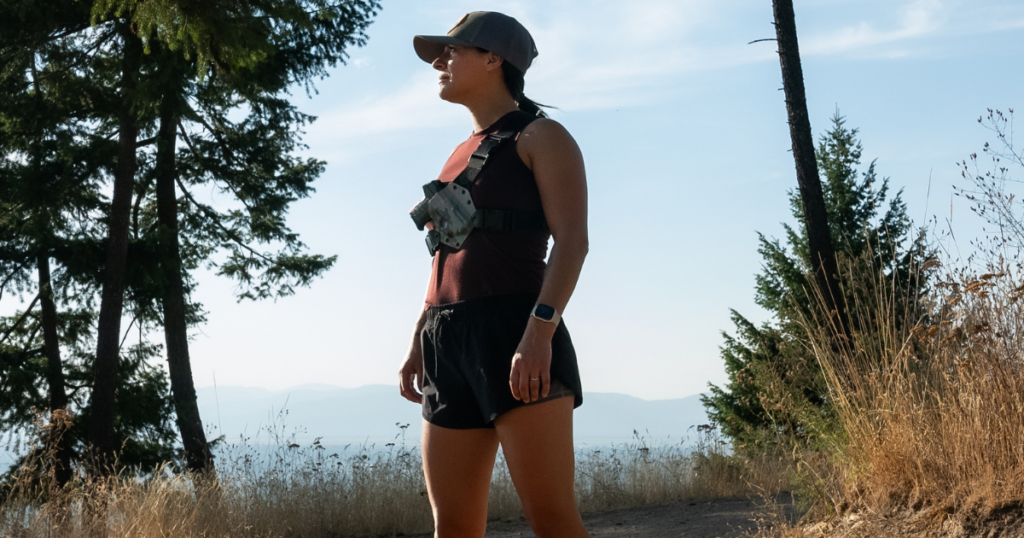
[466, 94, 520, 133]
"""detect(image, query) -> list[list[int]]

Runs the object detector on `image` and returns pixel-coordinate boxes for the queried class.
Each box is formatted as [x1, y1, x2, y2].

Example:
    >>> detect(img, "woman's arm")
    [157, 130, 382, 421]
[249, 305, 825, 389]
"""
[511, 119, 589, 403]
[399, 305, 429, 404]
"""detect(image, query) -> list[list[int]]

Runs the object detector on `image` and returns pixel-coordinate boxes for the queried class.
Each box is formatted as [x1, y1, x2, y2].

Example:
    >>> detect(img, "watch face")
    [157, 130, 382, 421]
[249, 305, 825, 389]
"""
[534, 304, 556, 321]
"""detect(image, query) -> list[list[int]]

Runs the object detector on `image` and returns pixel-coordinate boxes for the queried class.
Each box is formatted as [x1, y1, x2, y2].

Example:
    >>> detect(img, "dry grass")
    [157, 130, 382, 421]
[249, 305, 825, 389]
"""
[802, 260, 1024, 521]
[0, 425, 788, 537]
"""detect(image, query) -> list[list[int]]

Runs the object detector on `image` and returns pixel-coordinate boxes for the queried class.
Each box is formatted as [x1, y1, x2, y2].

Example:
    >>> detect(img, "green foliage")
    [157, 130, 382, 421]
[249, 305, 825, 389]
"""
[171, 59, 339, 301]
[90, 0, 379, 80]
[1, 307, 178, 474]
[702, 112, 930, 451]
[0, 0, 380, 477]
[0, 2, 178, 471]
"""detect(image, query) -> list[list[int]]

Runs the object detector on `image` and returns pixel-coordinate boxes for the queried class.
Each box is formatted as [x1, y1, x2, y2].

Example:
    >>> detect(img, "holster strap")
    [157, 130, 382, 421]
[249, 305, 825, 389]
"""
[453, 112, 538, 190]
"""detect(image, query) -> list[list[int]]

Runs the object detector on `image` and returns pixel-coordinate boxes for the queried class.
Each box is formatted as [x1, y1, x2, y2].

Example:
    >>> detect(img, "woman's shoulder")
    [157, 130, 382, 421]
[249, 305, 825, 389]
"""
[516, 117, 581, 171]
[520, 116, 567, 136]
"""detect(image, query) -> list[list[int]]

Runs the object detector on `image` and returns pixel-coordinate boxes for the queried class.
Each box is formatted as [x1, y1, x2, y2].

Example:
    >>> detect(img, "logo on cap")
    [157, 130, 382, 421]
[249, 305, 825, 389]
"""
[448, 14, 468, 34]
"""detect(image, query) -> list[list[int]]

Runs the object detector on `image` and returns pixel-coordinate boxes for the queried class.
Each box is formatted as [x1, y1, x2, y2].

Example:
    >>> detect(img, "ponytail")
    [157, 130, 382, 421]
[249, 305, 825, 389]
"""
[476, 47, 553, 117]
[500, 61, 551, 118]
[477, 47, 552, 117]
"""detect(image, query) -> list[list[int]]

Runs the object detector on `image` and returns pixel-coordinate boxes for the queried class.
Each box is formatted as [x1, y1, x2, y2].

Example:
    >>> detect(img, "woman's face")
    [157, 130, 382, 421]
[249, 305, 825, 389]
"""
[432, 45, 496, 103]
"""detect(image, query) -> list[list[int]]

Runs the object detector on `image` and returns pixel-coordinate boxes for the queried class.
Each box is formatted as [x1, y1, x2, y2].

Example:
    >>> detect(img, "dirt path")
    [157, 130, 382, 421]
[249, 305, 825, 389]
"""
[480, 496, 786, 538]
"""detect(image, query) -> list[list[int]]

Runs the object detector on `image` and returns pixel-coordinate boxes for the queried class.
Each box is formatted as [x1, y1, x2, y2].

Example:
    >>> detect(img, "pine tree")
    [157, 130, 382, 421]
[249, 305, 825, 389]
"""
[82, 0, 378, 472]
[0, 0, 380, 478]
[132, 0, 377, 472]
[702, 112, 929, 450]
[0, 5, 181, 480]
[88, 19, 145, 469]
[1, 3, 106, 483]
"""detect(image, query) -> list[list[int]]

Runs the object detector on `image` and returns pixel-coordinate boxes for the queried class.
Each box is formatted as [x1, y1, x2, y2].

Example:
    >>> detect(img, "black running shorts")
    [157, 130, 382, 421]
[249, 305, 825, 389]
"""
[420, 293, 584, 429]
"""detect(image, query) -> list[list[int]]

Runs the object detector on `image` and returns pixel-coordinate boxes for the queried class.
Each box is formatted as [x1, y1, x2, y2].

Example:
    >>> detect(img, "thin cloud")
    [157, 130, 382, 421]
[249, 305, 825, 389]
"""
[306, 0, 1024, 140]
[802, 0, 945, 55]
[306, 0, 737, 141]
[302, 72, 462, 154]
[992, 17, 1024, 30]
[499, 0, 769, 110]
[799, 0, 1024, 56]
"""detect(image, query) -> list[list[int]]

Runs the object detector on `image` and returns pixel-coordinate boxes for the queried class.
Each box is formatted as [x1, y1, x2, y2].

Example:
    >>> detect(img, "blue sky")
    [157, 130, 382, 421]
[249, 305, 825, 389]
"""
[184, 0, 1024, 400]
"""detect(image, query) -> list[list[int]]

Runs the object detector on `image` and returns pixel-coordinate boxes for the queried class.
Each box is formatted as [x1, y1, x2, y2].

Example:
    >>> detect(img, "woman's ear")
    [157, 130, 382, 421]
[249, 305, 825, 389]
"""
[484, 52, 504, 72]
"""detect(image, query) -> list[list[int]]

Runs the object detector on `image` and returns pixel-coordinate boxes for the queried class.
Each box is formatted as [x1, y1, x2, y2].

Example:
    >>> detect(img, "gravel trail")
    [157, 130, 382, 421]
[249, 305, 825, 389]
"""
[481, 496, 776, 538]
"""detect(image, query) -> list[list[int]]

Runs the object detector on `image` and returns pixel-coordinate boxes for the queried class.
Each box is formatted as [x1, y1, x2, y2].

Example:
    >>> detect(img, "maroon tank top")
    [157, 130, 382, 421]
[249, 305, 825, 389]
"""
[424, 111, 549, 306]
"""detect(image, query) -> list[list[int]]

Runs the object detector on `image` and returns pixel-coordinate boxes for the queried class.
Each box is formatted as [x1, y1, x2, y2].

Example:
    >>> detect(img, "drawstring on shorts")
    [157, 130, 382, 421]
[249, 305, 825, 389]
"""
[419, 293, 582, 429]
[430, 308, 453, 379]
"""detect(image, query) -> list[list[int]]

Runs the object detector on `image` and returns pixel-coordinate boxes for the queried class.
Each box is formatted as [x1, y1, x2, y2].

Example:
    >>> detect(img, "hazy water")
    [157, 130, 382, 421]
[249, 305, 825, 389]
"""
[1, 435, 700, 477]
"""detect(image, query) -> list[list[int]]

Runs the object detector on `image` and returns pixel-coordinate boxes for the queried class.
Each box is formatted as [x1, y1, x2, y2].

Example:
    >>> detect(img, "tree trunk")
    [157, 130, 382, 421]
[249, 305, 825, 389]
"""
[156, 85, 214, 474]
[772, 0, 848, 333]
[38, 254, 74, 487]
[30, 47, 74, 487]
[88, 26, 142, 469]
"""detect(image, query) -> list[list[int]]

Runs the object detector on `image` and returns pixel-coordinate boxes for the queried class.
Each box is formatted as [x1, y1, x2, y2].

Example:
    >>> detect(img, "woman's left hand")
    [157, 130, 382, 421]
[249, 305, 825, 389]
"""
[510, 321, 556, 403]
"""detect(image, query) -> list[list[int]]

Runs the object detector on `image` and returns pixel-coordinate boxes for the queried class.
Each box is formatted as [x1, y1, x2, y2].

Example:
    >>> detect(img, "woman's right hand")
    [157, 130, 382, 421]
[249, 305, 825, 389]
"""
[399, 343, 425, 404]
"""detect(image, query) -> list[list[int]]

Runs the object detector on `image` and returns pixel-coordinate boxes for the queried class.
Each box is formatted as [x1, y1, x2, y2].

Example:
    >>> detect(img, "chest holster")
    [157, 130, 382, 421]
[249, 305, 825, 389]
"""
[410, 114, 549, 256]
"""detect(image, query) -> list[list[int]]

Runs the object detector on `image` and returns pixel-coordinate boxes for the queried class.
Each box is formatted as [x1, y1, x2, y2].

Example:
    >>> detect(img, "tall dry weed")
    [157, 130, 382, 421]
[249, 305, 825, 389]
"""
[804, 257, 1024, 517]
[0, 423, 787, 537]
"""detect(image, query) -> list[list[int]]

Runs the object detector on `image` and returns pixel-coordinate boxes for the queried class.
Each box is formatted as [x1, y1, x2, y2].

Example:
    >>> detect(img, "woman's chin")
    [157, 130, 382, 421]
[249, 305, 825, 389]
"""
[437, 83, 464, 103]
[437, 89, 459, 104]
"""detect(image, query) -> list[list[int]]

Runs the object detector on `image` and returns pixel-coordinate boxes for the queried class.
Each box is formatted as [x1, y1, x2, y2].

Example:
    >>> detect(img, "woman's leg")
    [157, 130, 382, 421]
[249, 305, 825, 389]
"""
[421, 421, 500, 538]
[494, 396, 590, 538]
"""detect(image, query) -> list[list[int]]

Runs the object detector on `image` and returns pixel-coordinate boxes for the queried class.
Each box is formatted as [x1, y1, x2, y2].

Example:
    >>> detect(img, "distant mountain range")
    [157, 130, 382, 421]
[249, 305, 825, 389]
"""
[195, 384, 711, 448]
[0, 385, 712, 469]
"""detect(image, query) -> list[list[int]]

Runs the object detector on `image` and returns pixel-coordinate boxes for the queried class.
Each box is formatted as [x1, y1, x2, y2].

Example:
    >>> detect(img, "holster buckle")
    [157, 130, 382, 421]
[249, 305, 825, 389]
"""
[425, 229, 441, 256]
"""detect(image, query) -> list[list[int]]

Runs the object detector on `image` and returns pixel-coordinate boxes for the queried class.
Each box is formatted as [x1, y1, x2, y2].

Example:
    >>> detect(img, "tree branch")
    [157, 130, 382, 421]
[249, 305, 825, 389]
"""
[182, 102, 237, 163]
[225, 2, 356, 21]
[172, 171, 272, 263]
[0, 293, 41, 345]
[179, 107, 259, 214]
[0, 23, 90, 51]
[118, 313, 137, 351]
[0, 260, 32, 302]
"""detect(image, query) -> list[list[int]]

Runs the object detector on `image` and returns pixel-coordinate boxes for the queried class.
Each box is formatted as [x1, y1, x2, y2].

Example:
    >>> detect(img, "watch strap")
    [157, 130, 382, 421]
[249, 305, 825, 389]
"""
[530, 303, 561, 325]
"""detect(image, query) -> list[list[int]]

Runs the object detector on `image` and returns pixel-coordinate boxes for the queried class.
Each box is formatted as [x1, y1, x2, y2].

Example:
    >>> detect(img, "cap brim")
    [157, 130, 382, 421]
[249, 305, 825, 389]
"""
[413, 35, 475, 64]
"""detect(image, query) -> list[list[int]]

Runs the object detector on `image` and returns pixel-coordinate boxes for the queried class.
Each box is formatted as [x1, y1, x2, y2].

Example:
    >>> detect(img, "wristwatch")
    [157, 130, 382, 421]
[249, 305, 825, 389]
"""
[531, 303, 561, 325]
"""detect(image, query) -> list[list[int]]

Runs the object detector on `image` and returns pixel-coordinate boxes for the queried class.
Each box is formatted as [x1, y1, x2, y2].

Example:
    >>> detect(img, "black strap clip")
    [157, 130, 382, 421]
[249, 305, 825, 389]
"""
[464, 134, 506, 174]
[425, 229, 441, 256]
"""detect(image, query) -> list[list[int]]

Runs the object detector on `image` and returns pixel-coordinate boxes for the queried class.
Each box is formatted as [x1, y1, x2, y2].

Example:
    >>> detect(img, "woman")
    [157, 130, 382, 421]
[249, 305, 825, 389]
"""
[398, 11, 590, 538]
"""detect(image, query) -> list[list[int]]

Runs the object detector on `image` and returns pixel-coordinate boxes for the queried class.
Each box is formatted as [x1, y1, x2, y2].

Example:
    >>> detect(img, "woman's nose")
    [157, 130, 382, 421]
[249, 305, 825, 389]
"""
[431, 50, 449, 71]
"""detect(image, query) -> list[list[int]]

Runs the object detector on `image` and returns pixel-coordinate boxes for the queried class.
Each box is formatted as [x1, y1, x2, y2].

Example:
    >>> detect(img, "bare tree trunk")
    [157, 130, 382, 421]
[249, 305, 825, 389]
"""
[772, 0, 848, 333]
[38, 254, 73, 486]
[88, 26, 142, 469]
[156, 86, 214, 474]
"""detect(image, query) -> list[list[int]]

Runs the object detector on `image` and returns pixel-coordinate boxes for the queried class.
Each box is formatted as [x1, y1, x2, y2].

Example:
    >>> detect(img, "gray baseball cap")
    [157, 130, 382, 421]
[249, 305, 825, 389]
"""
[413, 11, 539, 74]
